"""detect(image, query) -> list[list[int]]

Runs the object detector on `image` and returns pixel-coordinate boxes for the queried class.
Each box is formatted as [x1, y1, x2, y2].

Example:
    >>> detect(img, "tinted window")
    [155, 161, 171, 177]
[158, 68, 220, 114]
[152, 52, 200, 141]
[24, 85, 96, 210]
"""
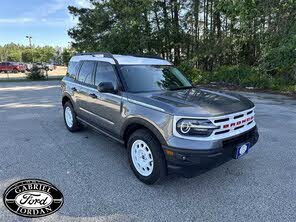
[67, 61, 78, 78]
[95, 62, 118, 88]
[78, 61, 95, 85]
[121, 65, 192, 92]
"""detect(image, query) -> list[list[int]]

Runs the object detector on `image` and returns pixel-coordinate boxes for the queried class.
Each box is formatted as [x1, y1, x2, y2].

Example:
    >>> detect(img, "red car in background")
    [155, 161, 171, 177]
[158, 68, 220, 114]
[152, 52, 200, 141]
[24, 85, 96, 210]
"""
[0, 62, 26, 73]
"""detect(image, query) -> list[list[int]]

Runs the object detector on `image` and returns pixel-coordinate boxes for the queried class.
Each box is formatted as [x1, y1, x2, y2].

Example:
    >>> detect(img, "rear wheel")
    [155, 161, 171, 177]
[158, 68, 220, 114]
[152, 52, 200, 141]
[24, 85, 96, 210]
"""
[127, 129, 167, 184]
[63, 101, 80, 132]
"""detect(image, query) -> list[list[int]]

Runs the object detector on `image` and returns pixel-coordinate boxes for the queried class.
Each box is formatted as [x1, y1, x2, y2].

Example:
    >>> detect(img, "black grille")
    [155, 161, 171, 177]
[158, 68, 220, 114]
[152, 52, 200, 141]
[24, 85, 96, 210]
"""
[234, 114, 244, 119]
[247, 110, 253, 115]
[215, 130, 230, 135]
[214, 118, 229, 123]
[222, 127, 256, 149]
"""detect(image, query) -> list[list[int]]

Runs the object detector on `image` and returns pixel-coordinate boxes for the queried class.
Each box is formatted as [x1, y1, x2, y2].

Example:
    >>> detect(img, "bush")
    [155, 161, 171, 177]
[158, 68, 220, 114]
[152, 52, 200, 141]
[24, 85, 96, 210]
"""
[260, 33, 296, 84]
[26, 66, 45, 80]
[178, 62, 207, 84]
[179, 62, 296, 92]
[179, 64, 274, 89]
[210, 66, 259, 87]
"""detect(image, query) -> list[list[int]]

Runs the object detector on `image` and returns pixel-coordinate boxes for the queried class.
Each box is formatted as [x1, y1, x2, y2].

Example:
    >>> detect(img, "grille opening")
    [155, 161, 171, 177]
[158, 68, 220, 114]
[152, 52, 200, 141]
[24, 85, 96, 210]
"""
[214, 118, 229, 123]
[223, 127, 256, 148]
[215, 130, 230, 135]
[234, 114, 244, 119]
[247, 120, 253, 125]
[234, 125, 244, 130]
[247, 110, 253, 115]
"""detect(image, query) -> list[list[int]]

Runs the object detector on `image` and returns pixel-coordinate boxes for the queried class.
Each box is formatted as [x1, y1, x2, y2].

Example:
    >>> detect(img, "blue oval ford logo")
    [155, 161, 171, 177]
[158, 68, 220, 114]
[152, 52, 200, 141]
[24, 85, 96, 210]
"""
[3, 179, 64, 218]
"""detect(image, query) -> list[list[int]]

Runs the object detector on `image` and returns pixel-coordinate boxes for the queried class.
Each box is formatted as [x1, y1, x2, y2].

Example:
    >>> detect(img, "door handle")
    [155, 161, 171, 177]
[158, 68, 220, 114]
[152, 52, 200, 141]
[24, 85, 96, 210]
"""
[71, 87, 77, 92]
[89, 93, 98, 99]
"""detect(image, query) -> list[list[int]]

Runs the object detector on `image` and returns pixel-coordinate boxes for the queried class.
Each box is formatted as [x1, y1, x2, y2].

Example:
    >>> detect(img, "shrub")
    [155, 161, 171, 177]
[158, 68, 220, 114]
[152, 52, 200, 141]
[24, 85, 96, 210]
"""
[26, 65, 45, 80]
[178, 62, 208, 84]
[260, 33, 296, 84]
[210, 66, 255, 86]
[179, 62, 296, 92]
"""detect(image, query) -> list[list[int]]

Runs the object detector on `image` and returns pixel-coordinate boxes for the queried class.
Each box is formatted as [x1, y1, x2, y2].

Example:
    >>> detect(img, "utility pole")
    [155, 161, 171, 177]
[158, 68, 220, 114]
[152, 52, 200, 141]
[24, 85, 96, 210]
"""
[26, 36, 33, 62]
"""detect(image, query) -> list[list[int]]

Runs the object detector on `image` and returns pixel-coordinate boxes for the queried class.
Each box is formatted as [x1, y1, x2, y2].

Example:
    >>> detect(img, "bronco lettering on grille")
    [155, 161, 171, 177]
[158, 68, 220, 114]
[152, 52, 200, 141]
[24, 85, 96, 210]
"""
[223, 116, 254, 129]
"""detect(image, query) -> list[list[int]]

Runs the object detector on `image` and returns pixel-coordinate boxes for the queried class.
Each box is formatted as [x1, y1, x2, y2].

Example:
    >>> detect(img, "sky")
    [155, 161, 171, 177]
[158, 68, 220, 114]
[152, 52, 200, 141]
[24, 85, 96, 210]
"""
[0, 0, 92, 47]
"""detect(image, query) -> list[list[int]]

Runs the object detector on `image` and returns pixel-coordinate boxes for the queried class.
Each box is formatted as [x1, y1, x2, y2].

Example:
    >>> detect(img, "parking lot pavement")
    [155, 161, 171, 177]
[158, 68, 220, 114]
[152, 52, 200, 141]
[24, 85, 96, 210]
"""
[0, 81, 295, 222]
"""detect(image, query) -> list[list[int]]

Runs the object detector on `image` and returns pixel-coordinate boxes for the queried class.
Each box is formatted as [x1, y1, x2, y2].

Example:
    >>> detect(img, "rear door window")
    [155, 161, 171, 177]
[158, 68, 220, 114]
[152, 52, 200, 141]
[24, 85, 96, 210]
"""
[77, 61, 96, 85]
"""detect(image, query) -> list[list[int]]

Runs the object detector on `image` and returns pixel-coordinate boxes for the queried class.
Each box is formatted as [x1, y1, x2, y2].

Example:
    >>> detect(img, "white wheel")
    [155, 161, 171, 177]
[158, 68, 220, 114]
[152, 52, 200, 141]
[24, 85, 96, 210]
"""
[131, 140, 154, 176]
[63, 101, 80, 132]
[65, 106, 73, 128]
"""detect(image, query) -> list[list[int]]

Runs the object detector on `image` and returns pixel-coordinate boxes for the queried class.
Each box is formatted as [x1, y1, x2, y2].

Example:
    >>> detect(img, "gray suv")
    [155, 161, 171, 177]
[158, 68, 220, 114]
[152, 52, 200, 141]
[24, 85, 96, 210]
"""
[61, 53, 259, 184]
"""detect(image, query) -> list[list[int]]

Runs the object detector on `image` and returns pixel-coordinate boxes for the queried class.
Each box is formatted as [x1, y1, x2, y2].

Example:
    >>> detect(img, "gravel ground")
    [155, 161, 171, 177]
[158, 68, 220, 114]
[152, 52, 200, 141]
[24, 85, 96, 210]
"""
[0, 81, 295, 222]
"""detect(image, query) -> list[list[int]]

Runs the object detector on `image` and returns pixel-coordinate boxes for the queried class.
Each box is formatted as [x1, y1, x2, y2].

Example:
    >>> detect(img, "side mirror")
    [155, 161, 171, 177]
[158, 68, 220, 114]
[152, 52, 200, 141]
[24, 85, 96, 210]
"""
[97, 82, 116, 93]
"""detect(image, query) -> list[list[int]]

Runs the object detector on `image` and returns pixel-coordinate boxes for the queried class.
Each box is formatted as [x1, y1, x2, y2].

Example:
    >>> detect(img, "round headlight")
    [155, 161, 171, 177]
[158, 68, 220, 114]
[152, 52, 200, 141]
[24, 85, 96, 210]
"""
[176, 118, 217, 137]
[180, 120, 191, 134]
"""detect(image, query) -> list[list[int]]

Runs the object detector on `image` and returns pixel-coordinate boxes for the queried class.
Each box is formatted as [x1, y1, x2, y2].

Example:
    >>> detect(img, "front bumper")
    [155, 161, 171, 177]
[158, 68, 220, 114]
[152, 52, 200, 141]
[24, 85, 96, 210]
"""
[163, 126, 259, 175]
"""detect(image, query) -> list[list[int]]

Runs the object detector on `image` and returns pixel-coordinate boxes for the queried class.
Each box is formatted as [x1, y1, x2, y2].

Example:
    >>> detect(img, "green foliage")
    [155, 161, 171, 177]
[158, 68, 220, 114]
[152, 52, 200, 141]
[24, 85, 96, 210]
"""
[62, 48, 76, 66]
[209, 66, 273, 88]
[0, 43, 57, 63]
[260, 32, 296, 84]
[26, 66, 45, 80]
[178, 62, 205, 83]
[67, 0, 296, 92]
[7, 50, 22, 61]
[181, 64, 296, 92]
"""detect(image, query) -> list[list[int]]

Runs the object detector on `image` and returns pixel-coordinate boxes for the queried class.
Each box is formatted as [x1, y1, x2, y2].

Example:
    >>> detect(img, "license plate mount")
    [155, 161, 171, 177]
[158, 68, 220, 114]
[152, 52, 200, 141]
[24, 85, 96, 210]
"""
[234, 142, 250, 159]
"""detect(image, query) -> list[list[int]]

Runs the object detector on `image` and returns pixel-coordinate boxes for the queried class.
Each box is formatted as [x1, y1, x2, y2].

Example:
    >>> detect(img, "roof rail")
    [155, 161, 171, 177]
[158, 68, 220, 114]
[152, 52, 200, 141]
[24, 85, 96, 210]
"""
[75, 52, 164, 60]
[75, 52, 120, 65]
[75, 52, 125, 87]
[74, 52, 113, 58]
[123, 54, 164, 60]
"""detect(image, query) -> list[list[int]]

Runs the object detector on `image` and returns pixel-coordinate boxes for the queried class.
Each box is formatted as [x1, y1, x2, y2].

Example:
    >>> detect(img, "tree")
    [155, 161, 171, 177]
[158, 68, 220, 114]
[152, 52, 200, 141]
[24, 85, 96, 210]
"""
[62, 48, 75, 65]
[68, 0, 296, 87]
[0, 43, 57, 63]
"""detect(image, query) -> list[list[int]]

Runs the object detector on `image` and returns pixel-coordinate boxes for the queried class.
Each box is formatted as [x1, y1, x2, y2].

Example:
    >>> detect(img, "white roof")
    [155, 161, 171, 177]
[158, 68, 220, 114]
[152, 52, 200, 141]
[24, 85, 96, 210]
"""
[70, 54, 172, 66]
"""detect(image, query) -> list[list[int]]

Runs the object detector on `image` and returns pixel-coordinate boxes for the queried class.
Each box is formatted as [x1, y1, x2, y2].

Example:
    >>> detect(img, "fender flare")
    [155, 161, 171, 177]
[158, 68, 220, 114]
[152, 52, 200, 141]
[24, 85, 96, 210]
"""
[62, 92, 77, 111]
[121, 117, 167, 146]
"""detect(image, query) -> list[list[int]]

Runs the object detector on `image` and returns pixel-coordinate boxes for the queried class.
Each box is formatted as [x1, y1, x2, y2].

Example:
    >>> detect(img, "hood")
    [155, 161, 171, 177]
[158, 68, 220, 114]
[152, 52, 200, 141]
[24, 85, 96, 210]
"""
[127, 88, 254, 117]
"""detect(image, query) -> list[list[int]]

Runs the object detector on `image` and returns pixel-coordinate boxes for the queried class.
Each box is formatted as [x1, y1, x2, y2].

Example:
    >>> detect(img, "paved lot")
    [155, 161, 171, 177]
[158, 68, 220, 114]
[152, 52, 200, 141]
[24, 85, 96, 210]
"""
[0, 81, 295, 222]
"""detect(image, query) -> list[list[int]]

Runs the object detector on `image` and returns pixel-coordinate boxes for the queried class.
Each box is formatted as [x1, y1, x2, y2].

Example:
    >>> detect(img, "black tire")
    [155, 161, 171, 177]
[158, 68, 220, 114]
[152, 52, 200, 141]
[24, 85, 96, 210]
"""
[63, 101, 80, 132]
[127, 129, 167, 185]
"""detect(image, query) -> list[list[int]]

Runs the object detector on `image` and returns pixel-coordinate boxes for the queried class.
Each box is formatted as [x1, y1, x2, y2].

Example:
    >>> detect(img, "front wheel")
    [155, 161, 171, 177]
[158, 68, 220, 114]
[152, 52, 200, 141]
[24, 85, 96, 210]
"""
[63, 101, 80, 132]
[127, 129, 167, 184]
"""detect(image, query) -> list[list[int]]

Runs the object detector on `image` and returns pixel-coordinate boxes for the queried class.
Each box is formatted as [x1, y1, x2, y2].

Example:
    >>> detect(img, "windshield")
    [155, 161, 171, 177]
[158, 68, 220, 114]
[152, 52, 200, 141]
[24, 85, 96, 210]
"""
[120, 65, 192, 92]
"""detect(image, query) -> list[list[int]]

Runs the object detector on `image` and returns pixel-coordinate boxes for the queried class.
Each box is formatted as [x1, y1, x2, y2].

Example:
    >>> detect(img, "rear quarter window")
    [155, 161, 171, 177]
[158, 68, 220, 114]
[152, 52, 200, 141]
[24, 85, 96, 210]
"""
[67, 61, 79, 79]
[77, 61, 96, 85]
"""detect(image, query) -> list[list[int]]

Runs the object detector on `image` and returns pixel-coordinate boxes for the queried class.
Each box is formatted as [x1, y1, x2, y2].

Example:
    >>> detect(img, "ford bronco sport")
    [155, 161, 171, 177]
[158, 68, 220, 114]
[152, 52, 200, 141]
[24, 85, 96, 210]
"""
[61, 53, 259, 184]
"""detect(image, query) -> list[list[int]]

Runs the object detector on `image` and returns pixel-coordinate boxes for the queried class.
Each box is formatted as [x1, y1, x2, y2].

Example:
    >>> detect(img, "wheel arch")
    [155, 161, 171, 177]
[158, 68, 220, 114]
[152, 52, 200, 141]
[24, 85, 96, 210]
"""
[122, 118, 167, 147]
[62, 93, 75, 108]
